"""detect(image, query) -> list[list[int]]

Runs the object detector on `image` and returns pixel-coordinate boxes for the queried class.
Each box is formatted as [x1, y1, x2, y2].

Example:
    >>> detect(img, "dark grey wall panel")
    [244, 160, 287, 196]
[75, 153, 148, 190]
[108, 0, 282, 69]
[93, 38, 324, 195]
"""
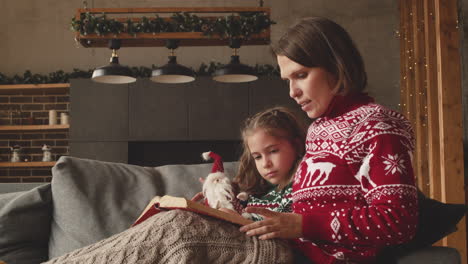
[70, 77, 308, 163]
[70, 141, 128, 163]
[129, 79, 189, 140]
[249, 76, 310, 127]
[187, 77, 249, 140]
[70, 79, 129, 141]
[249, 76, 300, 115]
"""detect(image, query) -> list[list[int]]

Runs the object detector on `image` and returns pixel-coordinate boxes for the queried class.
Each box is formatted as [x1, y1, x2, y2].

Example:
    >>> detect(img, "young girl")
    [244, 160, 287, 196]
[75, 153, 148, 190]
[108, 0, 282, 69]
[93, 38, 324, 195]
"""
[233, 106, 308, 221]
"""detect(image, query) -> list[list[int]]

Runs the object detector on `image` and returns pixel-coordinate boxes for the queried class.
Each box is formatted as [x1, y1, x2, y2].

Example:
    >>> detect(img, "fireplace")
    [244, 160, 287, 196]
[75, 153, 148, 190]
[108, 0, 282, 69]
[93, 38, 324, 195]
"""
[128, 141, 243, 167]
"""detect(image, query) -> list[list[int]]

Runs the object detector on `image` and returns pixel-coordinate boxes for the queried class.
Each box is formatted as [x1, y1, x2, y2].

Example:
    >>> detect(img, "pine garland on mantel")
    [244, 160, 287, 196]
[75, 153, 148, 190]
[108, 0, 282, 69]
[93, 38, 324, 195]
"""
[0, 63, 280, 85]
[71, 11, 275, 39]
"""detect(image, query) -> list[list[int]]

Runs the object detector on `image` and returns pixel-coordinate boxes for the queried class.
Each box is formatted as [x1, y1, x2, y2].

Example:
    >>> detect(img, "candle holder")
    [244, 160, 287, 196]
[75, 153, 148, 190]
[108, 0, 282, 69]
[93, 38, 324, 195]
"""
[60, 112, 69, 125]
[49, 110, 57, 125]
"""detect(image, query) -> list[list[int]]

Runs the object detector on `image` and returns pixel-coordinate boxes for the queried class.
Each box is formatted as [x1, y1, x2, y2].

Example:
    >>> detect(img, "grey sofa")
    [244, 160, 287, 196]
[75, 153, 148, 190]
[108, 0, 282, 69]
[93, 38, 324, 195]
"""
[0, 156, 463, 264]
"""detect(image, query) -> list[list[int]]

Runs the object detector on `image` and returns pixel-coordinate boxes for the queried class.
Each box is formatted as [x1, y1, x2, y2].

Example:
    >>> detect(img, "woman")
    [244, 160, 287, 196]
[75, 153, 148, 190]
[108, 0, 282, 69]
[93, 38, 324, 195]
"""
[240, 17, 418, 264]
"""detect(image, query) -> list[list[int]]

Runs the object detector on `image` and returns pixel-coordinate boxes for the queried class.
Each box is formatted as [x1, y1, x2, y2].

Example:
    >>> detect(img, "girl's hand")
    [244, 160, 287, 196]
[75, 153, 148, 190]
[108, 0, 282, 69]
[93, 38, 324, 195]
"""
[239, 207, 303, 240]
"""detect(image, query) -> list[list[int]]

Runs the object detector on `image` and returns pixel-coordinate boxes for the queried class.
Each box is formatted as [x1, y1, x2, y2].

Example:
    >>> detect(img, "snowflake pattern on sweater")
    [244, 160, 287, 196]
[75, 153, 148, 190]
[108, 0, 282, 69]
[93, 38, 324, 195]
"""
[292, 95, 418, 264]
[246, 183, 293, 221]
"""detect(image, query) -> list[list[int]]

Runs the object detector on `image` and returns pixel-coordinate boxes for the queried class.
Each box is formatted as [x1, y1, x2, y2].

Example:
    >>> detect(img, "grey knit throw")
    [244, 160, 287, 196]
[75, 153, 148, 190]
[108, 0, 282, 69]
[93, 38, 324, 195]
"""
[43, 210, 293, 264]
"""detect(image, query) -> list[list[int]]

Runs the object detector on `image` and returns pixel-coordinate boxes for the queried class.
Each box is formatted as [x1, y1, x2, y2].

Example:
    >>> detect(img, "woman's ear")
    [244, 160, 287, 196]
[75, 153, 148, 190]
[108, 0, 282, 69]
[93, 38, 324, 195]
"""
[328, 71, 342, 95]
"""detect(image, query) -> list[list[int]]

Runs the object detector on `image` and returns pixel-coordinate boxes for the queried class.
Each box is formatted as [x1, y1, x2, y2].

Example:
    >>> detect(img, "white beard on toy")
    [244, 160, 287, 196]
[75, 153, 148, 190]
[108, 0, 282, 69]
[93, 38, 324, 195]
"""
[202, 172, 236, 210]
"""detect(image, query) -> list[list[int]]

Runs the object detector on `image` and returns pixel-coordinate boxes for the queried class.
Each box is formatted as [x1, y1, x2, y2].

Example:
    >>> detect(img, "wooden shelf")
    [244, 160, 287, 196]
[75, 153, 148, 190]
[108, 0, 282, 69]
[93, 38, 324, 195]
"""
[77, 32, 270, 48]
[0, 162, 56, 168]
[0, 83, 69, 172]
[77, 7, 271, 13]
[0, 124, 69, 131]
[75, 7, 271, 48]
[0, 83, 70, 93]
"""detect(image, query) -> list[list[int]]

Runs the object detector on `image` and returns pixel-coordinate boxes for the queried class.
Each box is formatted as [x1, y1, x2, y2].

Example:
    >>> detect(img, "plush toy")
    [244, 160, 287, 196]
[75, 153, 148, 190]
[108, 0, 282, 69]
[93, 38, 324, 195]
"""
[235, 191, 253, 219]
[236, 191, 250, 203]
[201, 151, 250, 218]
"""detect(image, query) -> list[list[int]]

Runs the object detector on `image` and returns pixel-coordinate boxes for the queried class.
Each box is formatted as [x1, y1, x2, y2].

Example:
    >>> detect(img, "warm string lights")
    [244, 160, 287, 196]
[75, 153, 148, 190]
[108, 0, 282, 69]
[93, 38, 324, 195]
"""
[399, 0, 466, 254]
[399, 0, 463, 191]
[399, 1, 431, 189]
[399, 26, 429, 124]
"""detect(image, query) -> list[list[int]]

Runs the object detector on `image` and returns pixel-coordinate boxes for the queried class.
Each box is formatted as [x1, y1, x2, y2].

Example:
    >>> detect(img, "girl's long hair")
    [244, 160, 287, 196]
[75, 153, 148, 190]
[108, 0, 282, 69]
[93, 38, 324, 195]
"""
[233, 106, 307, 196]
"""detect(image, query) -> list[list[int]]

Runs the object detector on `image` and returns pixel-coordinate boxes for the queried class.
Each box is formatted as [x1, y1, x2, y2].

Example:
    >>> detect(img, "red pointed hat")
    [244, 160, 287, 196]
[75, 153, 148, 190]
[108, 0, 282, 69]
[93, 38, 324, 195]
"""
[202, 151, 224, 173]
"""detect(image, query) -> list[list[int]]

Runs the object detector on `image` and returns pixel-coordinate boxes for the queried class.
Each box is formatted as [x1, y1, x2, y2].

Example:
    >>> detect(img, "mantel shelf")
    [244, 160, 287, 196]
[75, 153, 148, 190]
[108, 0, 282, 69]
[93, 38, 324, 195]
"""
[0, 162, 56, 168]
[0, 125, 69, 131]
[0, 83, 70, 93]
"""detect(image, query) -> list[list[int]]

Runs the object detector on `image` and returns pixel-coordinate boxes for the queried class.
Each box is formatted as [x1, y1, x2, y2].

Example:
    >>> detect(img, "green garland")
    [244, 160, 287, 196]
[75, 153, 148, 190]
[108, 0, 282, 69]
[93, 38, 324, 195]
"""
[0, 69, 93, 85]
[71, 12, 275, 39]
[0, 63, 280, 85]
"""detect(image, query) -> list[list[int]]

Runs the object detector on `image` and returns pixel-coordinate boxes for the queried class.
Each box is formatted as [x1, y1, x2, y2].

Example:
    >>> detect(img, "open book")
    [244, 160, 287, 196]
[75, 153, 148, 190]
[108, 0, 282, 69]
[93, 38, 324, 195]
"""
[132, 195, 253, 227]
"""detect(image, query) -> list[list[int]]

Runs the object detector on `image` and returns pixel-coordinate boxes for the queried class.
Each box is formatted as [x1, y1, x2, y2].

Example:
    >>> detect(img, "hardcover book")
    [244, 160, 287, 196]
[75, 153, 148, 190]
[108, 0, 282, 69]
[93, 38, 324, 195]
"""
[132, 195, 253, 227]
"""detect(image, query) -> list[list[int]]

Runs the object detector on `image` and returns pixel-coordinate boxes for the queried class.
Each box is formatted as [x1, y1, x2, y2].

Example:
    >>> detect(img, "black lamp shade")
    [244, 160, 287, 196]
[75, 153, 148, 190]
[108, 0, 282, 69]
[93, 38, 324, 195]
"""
[213, 55, 258, 83]
[92, 57, 136, 84]
[151, 56, 195, 84]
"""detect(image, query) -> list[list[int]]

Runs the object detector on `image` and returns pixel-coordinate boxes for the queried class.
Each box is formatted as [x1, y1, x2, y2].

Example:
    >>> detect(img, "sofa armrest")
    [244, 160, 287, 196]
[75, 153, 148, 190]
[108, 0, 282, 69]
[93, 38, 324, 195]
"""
[378, 246, 461, 264]
[397, 246, 460, 264]
[0, 184, 52, 264]
[0, 183, 46, 194]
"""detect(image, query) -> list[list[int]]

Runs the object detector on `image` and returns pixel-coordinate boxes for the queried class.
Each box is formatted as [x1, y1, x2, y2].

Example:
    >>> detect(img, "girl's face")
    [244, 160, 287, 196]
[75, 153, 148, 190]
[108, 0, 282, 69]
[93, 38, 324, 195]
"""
[277, 55, 337, 118]
[247, 128, 297, 187]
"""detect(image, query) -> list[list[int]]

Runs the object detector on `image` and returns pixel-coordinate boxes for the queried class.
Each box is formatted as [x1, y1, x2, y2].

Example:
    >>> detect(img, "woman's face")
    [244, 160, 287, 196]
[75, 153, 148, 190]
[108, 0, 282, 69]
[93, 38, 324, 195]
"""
[277, 55, 337, 118]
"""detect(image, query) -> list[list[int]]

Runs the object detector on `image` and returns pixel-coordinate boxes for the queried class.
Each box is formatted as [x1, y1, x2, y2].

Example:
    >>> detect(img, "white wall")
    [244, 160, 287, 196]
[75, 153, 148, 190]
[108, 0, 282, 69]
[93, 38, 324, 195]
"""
[0, 0, 400, 109]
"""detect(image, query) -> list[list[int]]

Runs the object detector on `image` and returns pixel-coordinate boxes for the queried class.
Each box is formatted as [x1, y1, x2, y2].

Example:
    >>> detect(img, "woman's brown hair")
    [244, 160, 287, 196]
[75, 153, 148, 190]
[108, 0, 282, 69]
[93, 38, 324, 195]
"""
[233, 106, 307, 196]
[271, 17, 367, 95]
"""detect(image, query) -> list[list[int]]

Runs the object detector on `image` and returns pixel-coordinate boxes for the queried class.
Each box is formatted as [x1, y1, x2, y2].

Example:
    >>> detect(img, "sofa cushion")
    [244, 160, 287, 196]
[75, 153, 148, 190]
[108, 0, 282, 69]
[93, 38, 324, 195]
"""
[0, 184, 52, 264]
[377, 191, 466, 263]
[48, 156, 239, 259]
[413, 191, 467, 247]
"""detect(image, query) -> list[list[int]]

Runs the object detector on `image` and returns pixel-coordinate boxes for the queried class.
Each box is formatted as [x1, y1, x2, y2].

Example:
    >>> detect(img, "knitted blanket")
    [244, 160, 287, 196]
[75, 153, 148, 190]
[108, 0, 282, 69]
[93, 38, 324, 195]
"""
[43, 210, 293, 264]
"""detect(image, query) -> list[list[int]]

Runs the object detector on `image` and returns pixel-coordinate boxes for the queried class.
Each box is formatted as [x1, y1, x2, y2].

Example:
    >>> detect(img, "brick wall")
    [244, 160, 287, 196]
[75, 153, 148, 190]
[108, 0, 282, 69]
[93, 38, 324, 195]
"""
[0, 86, 70, 182]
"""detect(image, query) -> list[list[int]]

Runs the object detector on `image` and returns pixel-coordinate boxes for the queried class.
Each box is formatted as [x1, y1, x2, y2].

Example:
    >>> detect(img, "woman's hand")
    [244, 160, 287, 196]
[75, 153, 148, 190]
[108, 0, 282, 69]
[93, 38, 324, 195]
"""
[239, 207, 303, 240]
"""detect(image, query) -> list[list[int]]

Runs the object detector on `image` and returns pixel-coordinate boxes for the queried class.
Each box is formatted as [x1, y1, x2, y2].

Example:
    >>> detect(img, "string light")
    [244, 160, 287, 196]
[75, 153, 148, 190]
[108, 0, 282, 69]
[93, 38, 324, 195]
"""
[398, 0, 438, 192]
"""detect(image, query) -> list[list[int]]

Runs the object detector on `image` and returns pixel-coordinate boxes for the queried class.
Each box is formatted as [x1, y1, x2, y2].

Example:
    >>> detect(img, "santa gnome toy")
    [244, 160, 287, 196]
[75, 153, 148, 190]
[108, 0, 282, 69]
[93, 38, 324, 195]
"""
[201, 151, 246, 216]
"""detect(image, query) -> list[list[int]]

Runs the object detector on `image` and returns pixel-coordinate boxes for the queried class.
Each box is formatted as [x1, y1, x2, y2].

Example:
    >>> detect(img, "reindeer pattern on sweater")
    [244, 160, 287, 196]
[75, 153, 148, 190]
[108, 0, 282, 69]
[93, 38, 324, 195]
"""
[292, 100, 418, 264]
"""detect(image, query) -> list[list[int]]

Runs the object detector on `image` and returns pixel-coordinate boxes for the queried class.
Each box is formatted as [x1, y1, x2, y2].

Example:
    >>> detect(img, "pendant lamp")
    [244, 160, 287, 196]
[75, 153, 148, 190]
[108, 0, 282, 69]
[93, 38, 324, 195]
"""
[92, 39, 136, 84]
[151, 40, 195, 84]
[213, 38, 258, 83]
